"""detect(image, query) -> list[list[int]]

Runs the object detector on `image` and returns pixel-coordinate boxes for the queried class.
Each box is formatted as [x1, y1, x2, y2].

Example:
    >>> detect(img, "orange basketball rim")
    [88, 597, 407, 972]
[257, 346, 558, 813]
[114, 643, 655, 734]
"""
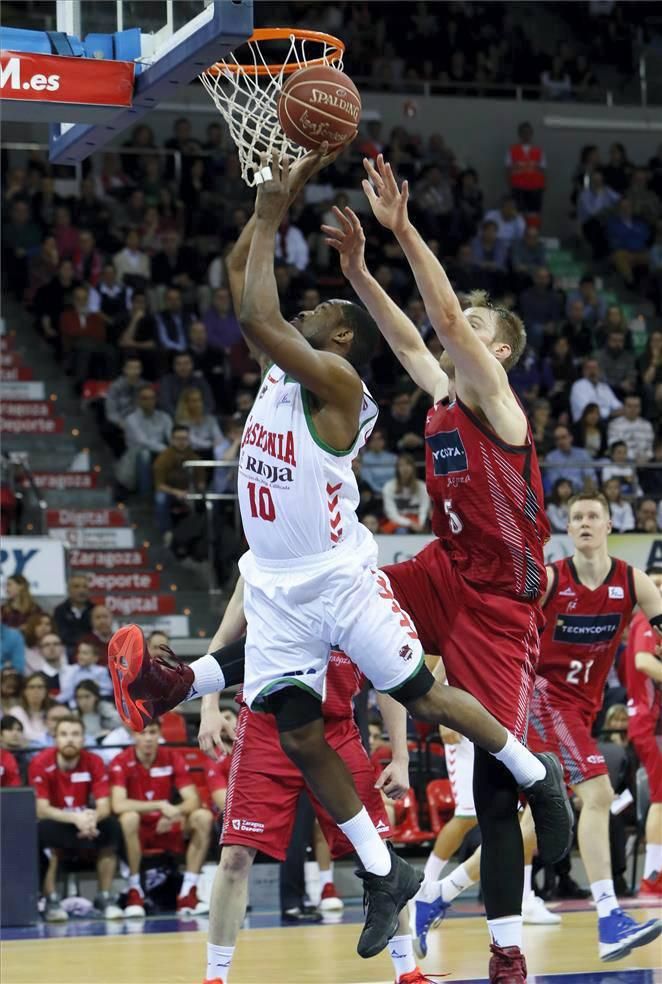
[205, 27, 345, 78]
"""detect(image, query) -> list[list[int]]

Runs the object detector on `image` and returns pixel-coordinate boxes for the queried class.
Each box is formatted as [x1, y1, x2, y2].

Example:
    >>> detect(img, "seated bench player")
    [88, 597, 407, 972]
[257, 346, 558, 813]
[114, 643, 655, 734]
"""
[28, 715, 123, 922]
[110, 718, 213, 916]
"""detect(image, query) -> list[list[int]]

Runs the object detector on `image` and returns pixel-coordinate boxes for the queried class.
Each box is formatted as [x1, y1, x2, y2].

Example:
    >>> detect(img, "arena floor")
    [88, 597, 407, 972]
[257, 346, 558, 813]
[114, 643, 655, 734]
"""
[3, 899, 661, 984]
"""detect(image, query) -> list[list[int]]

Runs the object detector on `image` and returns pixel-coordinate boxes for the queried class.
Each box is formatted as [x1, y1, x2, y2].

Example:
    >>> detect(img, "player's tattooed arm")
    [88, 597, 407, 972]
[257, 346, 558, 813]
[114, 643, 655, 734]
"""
[375, 691, 409, 800]
[322, 205, 448, 401]
[241, 151, 363, 426]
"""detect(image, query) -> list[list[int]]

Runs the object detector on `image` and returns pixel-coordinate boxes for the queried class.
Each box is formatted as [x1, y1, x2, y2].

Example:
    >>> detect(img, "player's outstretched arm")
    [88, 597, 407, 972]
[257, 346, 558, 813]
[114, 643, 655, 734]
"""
[362, 154, 511, 402]
[241, 151, 363, 412]
[226, 149, 342, 367]
[227, 148, 342, 317]
[322, 205, 447, 402]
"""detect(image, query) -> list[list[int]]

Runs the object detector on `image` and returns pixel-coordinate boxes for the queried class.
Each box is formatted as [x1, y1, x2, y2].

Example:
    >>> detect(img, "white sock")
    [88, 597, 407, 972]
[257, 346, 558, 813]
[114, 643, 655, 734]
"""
[522, 864, 534, 903]
[492, 732, 545, 787]
[319, 866, 334, 890]
[128, 874, 143, 895]
[440, 862, 477, 903]
[206, 943, 234, 982]
[388, 934, 416, 978]
[424, 852, 446, 882]
[591, 878, 617, 918]
[186, 654, 226, 700]
[180, 871, 199, 896]
[337, 808, 391, 875]
[488, 915, 522, 950]
[644, 843, 662, 879]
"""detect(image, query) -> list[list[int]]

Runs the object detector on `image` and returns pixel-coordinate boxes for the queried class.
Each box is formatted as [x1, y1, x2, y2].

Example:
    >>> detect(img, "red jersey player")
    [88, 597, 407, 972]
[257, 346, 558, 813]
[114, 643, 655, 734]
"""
[623, 565, 662, 897]
[527, 493, 662, 960]
[110, 720, 214, 917]
[28, 715, 123, 922]
[319, 154, 564, 981]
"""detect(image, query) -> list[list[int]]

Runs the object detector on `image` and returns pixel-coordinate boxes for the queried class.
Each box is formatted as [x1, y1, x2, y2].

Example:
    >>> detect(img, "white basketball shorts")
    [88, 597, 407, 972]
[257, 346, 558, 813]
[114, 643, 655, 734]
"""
[239, 534, 424, 710]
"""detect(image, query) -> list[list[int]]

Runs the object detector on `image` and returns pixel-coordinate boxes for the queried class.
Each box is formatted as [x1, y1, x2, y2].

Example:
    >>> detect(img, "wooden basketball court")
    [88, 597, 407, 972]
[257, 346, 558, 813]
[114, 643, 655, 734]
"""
[3, 907, 661, 983]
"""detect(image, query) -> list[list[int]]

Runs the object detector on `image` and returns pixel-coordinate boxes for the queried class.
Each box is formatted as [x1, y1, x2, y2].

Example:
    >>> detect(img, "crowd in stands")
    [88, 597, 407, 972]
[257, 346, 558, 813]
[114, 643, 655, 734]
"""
[279, 0, 649, 98]
[2, 111, 661, 547]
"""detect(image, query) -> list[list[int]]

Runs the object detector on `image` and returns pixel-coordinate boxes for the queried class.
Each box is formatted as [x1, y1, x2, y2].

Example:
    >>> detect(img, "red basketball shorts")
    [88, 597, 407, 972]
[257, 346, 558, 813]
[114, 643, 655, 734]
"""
[382, 539, 542, 740]
[527, 679, 607, 787]
[139, 817, 185, 854]
[631, 732, 662, 803]
[221, 709, 390, 861]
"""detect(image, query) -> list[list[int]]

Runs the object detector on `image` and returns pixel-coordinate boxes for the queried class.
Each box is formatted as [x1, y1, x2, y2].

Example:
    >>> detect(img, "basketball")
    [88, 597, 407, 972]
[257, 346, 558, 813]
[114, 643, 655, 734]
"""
[277, 64, 361, 151]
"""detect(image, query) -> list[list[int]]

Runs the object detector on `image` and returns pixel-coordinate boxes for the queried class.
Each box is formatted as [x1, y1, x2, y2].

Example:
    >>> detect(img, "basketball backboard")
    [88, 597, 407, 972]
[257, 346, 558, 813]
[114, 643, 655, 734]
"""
[48, 0, 253, 163]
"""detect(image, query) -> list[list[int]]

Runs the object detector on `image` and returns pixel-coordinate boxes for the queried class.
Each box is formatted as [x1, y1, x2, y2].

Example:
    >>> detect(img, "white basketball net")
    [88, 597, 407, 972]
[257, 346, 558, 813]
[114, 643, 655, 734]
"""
[200, 33, 344, 187]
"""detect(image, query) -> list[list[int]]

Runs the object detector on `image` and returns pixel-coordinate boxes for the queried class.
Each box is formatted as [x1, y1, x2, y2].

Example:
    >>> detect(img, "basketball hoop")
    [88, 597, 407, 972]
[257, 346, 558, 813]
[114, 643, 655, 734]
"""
[200, 28, 345, 187]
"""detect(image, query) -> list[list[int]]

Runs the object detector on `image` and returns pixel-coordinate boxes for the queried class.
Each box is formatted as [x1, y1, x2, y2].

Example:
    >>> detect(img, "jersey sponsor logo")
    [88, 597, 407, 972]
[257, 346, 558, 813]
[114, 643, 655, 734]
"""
[375, 819, 390, 833]
[608, 586, 624, 599]
[553, 613, 622, 645]
[426, 429, 468, 476]
[558, 587, 576, 597]
[587, 754, 605, 764]
[231, 818, 265, 834]
[241, 421, 296, 466]
[149, 766, 173, 778]
[244, 454, 294, 485]
[399, 644, 413, 662]
[64, 796, 75, 808]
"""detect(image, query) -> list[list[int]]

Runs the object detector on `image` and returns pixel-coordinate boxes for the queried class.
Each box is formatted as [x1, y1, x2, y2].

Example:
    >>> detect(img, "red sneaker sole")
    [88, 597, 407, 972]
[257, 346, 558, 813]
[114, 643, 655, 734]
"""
[108, 624, 149, 732]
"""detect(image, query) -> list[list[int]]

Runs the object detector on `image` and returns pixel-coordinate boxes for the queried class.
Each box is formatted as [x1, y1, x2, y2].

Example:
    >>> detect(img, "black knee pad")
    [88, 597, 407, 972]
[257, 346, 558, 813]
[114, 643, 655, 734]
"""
[262, 686, 323, 733]
[386, 663, 435, 704]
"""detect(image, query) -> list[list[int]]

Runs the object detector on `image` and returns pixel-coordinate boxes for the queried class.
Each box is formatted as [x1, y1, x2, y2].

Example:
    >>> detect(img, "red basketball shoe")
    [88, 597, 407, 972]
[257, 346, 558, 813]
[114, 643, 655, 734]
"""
[639, 871, 662, 898]
[108, 624, 193, 732]
[396, 969, 446, 983]
[319, 882, 344, 911]
[489, 944, 527, 983]
[177, 886, 209, 916]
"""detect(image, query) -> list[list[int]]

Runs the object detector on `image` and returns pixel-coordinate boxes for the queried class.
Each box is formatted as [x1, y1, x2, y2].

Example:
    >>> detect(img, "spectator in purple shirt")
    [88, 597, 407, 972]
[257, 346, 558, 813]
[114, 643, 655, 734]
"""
[203, 287, 242, 349]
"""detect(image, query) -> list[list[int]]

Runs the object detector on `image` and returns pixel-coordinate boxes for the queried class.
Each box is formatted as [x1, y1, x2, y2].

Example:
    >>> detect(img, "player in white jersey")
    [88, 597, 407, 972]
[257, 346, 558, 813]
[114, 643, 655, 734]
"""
[108, 148, 572, 962]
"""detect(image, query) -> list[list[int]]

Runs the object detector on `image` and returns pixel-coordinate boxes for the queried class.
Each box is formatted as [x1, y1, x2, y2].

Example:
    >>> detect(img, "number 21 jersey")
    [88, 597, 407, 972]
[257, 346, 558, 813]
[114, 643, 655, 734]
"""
[538, 557, 636, 717]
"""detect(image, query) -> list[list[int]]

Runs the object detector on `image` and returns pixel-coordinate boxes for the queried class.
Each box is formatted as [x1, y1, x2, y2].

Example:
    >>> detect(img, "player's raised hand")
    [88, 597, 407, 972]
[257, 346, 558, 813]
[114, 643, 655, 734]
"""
[198, 697, 235, 758]
[254, 151, 293, 225]
[362, 154, 410, 236]
[289, 140, 341, 195]
[321, 206, 367, 281]
[375, 759, 409, 801]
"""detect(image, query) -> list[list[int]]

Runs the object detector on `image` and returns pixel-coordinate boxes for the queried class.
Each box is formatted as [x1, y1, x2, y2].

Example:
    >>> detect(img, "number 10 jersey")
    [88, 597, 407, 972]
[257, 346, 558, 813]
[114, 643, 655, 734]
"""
[237, 366, 378, 563]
